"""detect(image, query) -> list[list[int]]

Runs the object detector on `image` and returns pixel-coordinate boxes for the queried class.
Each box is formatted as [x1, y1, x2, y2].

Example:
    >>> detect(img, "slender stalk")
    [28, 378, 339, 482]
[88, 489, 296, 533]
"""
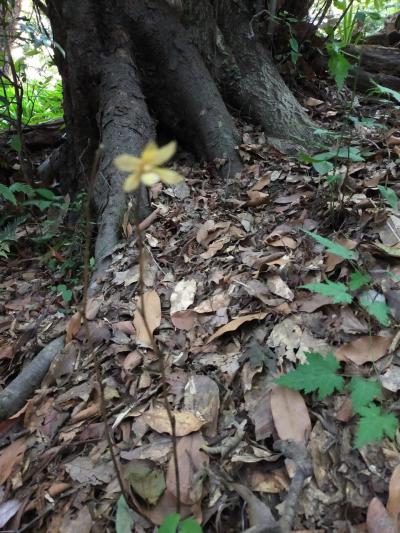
[81, 146, 129, 504]
[134, 199, 181, 514]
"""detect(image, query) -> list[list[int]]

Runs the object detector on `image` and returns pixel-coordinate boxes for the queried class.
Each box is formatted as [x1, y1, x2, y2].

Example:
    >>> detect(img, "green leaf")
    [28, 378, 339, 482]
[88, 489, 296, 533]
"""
[9, 182, 35, 198]
[301, 280, 353, 304]
[326, 174, 342, 185]
[126, 461, 166, 505]
[348, 271, 371, 291]
[313, 160, 334, 175]
[159, 513, 181, 533]
[375, 244, 400, 258]
[303, 230, 357, 260]
[35, 188, 56, 200]
[359, 294, 390, 326]
[0, 184, 17, 206]
[276, 352, 345, 400]
[115, 496, 134, 533]
[336, 146, 364, 162]
[378, 185, 399, 210]
[328, 51, 351, 90]
[9, 134, 21, 152]
[180, 518, 203, 533]
[354, 404, 398, 448]
[350, 377, 381, 413]
[57, 284, 72, 303]
[369, 82, 400, 104]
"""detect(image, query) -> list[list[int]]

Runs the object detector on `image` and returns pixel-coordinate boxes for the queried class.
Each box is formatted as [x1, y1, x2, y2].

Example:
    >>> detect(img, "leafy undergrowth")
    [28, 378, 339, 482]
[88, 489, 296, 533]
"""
[1, 89, 400, 531]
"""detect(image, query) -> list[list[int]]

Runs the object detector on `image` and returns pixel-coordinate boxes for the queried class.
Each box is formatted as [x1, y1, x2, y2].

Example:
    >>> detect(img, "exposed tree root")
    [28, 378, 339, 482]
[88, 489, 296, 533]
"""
[0, 336, 65, 419]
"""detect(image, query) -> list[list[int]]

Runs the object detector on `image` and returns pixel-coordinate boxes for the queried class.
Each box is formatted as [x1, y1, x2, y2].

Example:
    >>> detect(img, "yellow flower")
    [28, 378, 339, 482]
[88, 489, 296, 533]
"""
[114, 140, 183, 192]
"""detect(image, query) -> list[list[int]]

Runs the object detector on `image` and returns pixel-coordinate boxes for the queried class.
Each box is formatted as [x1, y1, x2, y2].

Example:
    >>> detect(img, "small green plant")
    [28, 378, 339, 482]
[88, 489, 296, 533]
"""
[302, 232, 391, 326]
[159, 513, 203, 533]
[50, 284, 73, 303]
[276, 352, 398, 448]
[378, 185, 399, 211]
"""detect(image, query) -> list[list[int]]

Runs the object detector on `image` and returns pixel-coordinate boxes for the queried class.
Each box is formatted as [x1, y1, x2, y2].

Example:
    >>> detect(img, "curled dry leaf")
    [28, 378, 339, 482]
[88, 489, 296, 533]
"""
[142, 407, 205, 436]
[207, 312, 267, 344]
[245, 190, 269, 207]
[335, 336, 393, 365]
[65, 311, 82, 343]
[133, 290, 161, 346]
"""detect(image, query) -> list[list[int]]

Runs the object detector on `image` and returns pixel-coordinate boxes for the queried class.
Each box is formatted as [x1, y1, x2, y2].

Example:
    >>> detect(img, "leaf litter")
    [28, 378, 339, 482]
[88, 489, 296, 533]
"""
[0, 93, 400, 532]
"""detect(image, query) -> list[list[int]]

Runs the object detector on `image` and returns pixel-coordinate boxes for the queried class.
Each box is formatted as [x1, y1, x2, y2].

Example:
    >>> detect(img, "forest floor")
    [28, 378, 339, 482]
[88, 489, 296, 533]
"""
[0, 84, 400, 532]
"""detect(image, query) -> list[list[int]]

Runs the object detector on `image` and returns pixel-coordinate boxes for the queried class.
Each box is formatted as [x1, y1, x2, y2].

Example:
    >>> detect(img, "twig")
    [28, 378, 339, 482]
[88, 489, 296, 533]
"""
[134, 203, 181, 513]
[201, 420, 247, 458]
[81, 146, 129, 503]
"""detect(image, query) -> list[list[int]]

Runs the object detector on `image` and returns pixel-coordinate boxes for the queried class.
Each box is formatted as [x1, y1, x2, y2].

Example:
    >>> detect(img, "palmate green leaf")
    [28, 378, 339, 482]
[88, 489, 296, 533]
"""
[301, 280, 353, 304]
[348, 271, 371, 291]
[276, 352, 345, 400]
[350, 377, 381, 413]
[115, 496, 134, 533]
[302, 230, 357, 260]
[354, 404, 398, 448]
[378, 185, 399, 211]
[359, 293, 390, 326]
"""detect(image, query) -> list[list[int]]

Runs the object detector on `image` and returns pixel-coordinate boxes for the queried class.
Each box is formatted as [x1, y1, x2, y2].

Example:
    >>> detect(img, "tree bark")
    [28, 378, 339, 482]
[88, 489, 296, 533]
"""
[45, 0, 321, 272]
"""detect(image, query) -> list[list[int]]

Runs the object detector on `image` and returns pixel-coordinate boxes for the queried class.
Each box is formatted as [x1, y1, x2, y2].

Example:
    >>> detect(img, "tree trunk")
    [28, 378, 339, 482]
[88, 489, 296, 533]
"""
[45, 0, 320, 274]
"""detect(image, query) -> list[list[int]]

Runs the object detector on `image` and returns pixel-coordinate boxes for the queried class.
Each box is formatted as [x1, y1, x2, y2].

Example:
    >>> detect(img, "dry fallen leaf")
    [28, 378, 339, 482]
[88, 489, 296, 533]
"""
[184, 375, 220, 437]
[170, 310, 199, 330]
[366, 497, 397, 533]
[142, 408, 205, 436]
[207, 312, 267, 344]
[0, 437, 27, 485]
[270, 386, 311, 444]
[246, 190, 269, 207]
[335, 336, 393, 365]
[141, 433, 207, 526]
[85, 295, 104, 320]
[133, 290, 161, 346]
[170, 279, 197, 315]
[387, 464, 400, 528]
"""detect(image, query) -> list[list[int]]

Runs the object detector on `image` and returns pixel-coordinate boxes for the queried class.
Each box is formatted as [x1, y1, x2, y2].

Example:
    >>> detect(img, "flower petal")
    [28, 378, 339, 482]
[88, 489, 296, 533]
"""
[141, 172, 160, 186]
[114, 154, 140, 172]
[156, 167, 183, 185]
[123, 173, 141, 191]
[151, 141, 177, 166]
[141, 142, 159, 164]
